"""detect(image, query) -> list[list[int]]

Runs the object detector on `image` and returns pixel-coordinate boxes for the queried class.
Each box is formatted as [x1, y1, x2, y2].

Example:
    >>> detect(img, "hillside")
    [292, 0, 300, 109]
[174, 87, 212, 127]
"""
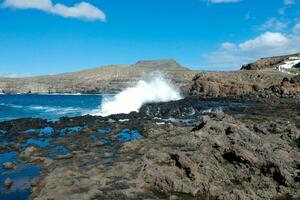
[0, 60, 198, 94]
[241, 53, 300, 71]
[0, 58, 295, 95]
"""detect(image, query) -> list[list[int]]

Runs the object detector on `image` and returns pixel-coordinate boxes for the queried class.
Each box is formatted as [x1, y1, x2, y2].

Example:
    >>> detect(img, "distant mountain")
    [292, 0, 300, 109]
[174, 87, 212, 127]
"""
[131, 59, 190, 71]
[0, 60, 198, 94]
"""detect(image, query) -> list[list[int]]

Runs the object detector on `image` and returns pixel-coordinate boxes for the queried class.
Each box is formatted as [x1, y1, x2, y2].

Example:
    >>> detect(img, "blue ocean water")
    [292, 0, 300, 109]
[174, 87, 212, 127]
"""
[0, 94, 104, 121]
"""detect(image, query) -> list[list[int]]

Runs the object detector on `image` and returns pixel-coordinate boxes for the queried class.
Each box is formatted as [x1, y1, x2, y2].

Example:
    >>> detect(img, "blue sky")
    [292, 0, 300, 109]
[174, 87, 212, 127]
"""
[0, 0, 300, 76]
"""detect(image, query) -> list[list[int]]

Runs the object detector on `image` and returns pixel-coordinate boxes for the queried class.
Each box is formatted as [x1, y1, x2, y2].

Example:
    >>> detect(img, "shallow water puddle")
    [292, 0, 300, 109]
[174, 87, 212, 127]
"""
[0, 152, 40, 200]
[38, 127, 54, 137]
[98, 129, 111, 134]
[90, 129, 112, 141]
[23, 129, 36, 134]
[59, 126, 83, 135]
[116, 129, 142, 142]
[0, 141, 14, 147]
[100, 138, 112, 144]
[21, 138, 50, 148]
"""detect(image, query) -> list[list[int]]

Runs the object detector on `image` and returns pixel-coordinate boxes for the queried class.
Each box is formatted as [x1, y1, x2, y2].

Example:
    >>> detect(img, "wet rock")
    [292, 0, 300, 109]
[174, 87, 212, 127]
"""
[31, 179, 39, 187]
[94, 141, 105, 146]
[55, 153, 73, 160]
[20, 146, 42, 159]
[139, 96, 204, 119]
[2, 162, 16, 169]
[0, 118, 47, 133]
[30, 157, 53, 167]
[4, 177, 13, 188]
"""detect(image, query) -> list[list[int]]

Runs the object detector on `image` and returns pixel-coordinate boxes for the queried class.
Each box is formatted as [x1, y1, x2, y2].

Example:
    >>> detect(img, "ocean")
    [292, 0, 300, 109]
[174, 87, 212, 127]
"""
[0, 94, 105, 122]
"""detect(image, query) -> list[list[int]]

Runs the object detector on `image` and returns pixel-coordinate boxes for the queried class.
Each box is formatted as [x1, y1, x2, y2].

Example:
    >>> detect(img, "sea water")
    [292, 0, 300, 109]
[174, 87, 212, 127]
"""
[0, 94, 104, 121]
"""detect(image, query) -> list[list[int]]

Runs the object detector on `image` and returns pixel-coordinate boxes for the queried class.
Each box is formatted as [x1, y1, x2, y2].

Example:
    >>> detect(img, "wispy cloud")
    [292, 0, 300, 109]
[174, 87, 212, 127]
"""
[2, 0, 106, 21]
[279, 0, 297, 15]
[283, 0, 295, 5]
[255, 17, 288, 32]
[204, 0, 241, 4]
[203, 24, 300, 69]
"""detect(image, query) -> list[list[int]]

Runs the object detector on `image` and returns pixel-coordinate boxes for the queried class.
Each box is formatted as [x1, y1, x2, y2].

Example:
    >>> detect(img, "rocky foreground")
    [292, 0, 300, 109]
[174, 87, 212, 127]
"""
[0, 96, 299, 200]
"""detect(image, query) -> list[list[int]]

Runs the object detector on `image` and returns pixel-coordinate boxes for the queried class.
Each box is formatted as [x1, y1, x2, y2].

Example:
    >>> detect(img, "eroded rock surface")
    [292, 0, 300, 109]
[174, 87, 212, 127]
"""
[0, 98, 299, 200]
[190, 73, 300, 98]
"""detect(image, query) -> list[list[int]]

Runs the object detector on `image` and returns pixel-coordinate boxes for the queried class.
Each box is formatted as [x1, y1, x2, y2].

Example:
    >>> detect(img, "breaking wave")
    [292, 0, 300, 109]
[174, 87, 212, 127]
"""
[91, 74, 182, 116]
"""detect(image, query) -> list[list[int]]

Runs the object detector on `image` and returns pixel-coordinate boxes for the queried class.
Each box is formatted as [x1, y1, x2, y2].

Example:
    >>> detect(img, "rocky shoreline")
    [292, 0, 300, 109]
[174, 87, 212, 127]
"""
[1, 61, 300, 199]
[0, 95, 299, 200]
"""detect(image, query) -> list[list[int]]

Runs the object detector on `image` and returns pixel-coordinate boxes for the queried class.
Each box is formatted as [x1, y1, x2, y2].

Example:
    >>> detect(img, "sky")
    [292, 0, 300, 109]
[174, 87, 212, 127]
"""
[0, 0, 300, 77]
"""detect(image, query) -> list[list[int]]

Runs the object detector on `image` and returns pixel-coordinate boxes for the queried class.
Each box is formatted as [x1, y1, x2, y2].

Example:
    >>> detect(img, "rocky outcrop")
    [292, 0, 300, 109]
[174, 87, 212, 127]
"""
[265, 75, 300, 98]
[133, 114, 300, 199]
[189, 71, 291, 98]
[189, 76, 256, 97]
[190, 71, 300, 98]
[241, 53, 300, 70]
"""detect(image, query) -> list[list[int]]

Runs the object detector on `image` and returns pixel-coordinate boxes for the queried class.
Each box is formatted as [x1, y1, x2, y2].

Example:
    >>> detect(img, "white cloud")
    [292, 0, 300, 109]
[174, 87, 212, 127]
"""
[283, 0, 295, 5]
[203, 30, 300, 69]
[2, 0, 106, 21]
[239, 32, 291, 53]
[3, 0, 52, 10]
[256, 17, 288, 31]
[204, 0, 241, 4]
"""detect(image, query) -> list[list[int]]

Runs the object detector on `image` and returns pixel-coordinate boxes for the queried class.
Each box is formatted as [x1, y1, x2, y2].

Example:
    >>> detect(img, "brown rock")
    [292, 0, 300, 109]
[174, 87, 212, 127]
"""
[2, 162, 16, 170]
[4, 178, 13, 188]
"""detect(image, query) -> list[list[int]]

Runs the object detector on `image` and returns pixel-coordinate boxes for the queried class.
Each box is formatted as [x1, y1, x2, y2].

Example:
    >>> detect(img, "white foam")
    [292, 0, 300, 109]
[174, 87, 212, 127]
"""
[90, 74, 182, 116]
[201, 107, 223, 114]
